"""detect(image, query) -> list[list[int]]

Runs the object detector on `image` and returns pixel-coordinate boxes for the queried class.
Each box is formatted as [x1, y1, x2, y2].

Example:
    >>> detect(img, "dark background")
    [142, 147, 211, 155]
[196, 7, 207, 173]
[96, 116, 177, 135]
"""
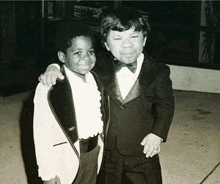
[1, 1, 220, 97]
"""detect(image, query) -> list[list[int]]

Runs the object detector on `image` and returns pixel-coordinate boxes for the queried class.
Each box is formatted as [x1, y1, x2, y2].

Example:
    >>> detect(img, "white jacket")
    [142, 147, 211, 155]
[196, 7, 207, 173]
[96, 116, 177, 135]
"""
[33, 80, 104, 184]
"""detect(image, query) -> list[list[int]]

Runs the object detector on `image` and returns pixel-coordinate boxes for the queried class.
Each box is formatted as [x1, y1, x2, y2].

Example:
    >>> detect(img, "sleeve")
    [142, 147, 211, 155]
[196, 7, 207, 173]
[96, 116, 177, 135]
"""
[33, 83, 58, 180]
[151, 65, 175, 142]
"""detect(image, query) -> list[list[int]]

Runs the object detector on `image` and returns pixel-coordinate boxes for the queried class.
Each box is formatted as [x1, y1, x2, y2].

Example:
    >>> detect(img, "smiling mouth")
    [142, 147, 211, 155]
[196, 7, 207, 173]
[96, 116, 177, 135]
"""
[80, 65, 91, 69]
[122, 52, 135, 57]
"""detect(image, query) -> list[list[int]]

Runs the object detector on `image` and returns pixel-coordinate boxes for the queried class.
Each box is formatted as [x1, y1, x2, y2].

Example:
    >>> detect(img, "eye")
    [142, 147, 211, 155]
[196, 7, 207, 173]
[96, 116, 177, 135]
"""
[89, 50, 95, 55]
[114, 37, 121, 40]
[131, 35, 138, 38]
[73, 51, 81, 56]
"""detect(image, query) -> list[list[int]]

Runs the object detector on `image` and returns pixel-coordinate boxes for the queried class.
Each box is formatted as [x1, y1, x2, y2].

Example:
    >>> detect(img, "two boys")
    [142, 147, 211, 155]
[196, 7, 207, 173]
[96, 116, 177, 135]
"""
[38, 6, 174, 184]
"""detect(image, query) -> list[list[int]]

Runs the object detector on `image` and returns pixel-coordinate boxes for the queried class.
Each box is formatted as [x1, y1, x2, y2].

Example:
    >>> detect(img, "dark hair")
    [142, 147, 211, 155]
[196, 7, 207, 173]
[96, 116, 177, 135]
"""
[55, 21, 96, 54]
[100, 6, 151, 44]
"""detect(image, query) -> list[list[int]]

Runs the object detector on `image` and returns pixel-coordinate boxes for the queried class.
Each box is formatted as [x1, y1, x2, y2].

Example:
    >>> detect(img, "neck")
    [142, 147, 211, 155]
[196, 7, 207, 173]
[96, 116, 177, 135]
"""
[73, 71, 86, 82]
[65, 66, 86, 82]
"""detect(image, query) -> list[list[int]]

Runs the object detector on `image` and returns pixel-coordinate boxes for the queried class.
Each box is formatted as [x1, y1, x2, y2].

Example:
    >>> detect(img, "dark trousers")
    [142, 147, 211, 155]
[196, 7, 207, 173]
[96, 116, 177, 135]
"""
[103, 138, 162, 184]
[73, 135, 100, 184]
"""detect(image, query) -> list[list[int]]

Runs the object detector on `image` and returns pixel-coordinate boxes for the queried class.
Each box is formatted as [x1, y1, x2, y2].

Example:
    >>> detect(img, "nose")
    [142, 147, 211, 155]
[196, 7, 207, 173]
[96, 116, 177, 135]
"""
[82, 52, 91, 61]
[122, 38, 133, 48]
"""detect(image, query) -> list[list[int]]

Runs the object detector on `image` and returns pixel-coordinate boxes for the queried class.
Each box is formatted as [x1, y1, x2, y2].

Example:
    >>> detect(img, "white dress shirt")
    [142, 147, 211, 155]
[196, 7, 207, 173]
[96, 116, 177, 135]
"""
[116, 53, 144, 99]
[64, 66, 103, 139]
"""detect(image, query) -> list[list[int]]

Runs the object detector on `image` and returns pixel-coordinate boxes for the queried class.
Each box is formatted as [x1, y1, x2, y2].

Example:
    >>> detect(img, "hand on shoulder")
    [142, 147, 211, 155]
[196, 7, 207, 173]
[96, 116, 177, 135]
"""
[38, 64, 64, 88]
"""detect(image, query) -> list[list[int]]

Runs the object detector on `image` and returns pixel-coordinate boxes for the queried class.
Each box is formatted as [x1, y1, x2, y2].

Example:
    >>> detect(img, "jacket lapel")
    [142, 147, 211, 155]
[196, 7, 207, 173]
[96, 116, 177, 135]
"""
[47, 69, 79, 156]
[124, 54, 165, 104]
[96, 53, 123, 104]
[96, 52, 164, 104]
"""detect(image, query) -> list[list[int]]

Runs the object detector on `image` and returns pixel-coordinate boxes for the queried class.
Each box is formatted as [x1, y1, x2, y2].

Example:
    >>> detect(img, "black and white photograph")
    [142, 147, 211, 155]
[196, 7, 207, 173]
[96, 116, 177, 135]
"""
[0, 1, 219, 184]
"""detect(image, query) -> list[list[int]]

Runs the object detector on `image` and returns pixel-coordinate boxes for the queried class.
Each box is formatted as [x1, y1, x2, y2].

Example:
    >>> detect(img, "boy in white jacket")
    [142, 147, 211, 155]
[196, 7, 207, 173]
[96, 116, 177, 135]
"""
[33, 22, 104, 184]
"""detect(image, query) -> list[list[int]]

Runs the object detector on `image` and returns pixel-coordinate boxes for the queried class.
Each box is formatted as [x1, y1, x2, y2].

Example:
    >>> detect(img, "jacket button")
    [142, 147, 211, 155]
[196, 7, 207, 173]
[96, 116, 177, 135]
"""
[120, 105, 124, 109]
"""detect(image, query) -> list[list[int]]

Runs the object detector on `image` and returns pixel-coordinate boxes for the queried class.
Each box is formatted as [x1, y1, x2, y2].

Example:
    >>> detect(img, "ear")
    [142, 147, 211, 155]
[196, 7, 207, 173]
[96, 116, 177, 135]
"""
[143, 37, 147, 47]
[104, 42, 110, 51]
[58, 51, 65, 63]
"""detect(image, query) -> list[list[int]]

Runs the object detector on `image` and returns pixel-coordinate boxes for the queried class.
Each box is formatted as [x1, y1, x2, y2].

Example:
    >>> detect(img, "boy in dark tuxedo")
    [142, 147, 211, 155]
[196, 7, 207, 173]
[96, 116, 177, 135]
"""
[39, 6, 174, 184]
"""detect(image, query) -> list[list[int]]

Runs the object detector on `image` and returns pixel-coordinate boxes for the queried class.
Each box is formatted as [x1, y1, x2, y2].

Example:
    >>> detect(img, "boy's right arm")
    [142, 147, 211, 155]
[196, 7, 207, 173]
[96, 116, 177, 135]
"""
[39, 64, 64, 87]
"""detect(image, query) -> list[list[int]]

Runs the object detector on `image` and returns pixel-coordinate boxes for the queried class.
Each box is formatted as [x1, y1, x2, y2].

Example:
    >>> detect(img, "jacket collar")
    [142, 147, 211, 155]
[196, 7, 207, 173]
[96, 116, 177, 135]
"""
[48, 68, 78, 146]
[96, 52, 162, 104]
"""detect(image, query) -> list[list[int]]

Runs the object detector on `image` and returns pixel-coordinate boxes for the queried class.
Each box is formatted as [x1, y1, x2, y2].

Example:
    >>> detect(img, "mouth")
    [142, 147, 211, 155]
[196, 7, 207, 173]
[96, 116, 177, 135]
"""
[80, 65, 91, 69]
[122, 52, 135, 57]
[122, 50, 135, 54]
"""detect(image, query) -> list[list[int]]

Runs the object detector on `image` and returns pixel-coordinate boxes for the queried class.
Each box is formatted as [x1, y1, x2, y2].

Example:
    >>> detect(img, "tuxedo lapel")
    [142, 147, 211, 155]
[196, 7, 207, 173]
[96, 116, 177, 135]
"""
[122, 54, 165, 104]
[48, 71, 79, 156]
[122, 57, 149, 104]
[96, 53, 123, 104]
[96, 52, 164, 104]
[138, 55, 165, 91]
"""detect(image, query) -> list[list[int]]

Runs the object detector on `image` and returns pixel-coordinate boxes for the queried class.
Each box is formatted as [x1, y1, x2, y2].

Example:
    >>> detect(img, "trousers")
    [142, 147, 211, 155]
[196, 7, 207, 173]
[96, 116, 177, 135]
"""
[103, 137, 162, 184]
[73, 135, 100, 184]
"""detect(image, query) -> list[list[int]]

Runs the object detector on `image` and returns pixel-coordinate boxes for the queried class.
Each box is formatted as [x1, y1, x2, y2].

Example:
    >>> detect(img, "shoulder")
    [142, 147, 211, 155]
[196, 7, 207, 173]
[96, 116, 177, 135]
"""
[143, 53, 170, 73]
[93, 51, 115, 75]
[95, 51, 113, 66]
[96, 51, 112, 60]
[34, 83, 51, 104]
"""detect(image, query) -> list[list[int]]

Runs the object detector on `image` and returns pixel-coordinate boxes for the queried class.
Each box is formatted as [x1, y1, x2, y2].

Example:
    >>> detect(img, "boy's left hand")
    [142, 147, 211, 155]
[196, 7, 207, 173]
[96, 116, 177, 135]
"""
[141, 133, 162, 158]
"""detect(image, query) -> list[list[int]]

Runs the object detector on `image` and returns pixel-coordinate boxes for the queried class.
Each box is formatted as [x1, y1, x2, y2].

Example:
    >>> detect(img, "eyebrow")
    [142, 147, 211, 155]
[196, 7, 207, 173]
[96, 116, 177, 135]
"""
[69, 47, 94, 52]
[112, 31, 139, 37]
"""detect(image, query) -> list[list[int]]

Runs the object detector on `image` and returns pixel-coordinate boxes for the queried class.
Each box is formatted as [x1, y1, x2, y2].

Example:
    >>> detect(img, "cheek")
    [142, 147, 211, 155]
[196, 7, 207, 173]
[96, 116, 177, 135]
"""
[66, 58, 77, 68]
[68, 63, 77, 70]
[110, 46, 120, 56]
[89, 56, 96, 65]
[108, 41, 119, 51]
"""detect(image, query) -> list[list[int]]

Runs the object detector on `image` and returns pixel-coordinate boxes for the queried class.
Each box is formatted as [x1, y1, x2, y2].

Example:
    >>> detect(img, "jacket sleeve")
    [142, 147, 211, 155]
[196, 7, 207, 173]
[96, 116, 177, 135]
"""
[151, 65, 175, 141]
[33, 83, 58, 180]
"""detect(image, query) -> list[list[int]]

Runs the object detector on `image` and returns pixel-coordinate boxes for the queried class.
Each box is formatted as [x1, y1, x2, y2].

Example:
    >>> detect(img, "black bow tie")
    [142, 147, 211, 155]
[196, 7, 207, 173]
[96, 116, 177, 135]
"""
[114, 60, 137, 73]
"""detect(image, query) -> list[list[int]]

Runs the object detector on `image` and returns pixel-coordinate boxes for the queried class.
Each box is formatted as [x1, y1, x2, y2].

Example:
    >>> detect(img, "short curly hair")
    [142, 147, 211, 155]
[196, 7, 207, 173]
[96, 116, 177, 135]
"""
[100, 6, 151, 44]
[55, 21, 96, 54]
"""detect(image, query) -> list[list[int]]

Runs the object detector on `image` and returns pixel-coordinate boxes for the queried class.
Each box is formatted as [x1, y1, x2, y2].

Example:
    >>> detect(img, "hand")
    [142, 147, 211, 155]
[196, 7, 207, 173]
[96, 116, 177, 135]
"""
[43, 176, 61, 184]
[141, 133, 162, 158]
[38, 65, 64, 87]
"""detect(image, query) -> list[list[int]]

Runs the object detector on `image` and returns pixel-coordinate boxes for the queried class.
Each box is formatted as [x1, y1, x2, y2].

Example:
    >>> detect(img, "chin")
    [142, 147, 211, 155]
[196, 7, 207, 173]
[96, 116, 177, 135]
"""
[122, 59, 136, 64]
[81, 69, 91, 75]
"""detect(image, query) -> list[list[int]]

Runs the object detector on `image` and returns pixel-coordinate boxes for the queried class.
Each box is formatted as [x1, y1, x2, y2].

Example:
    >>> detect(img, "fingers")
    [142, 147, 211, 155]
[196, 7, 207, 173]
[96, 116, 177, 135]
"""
[147, 146, 161, 158]
[38, 64, 64, 87]
[144, 144, 161, 158]
[141, 134, 162, 158]
[38, 74, 44, 82]
[140, 136, 147, 146]
[38, 73, 63, 88]
[57, 72, 65, 80]
[44, 74, 57, 87]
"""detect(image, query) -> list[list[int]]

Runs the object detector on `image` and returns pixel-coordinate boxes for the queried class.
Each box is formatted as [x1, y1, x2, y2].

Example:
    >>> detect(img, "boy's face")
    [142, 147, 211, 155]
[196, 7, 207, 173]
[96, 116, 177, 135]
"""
[104, 27, 147, 64]
[59, 36, 96, 75]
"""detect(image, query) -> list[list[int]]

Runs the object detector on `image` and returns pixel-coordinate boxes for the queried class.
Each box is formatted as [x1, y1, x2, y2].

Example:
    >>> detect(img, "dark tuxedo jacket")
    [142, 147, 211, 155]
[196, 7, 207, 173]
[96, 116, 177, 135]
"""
[93, 52, 175, 156]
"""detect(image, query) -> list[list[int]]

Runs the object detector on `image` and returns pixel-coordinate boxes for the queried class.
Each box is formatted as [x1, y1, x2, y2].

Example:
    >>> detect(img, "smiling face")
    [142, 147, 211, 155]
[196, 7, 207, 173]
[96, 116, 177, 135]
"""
[58, 36, 96, 75]
[104, 27, 147, 64]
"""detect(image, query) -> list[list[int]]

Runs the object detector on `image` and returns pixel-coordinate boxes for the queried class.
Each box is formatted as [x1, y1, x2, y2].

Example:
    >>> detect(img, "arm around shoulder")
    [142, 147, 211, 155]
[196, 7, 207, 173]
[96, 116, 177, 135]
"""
[39, 64, 64, 87]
